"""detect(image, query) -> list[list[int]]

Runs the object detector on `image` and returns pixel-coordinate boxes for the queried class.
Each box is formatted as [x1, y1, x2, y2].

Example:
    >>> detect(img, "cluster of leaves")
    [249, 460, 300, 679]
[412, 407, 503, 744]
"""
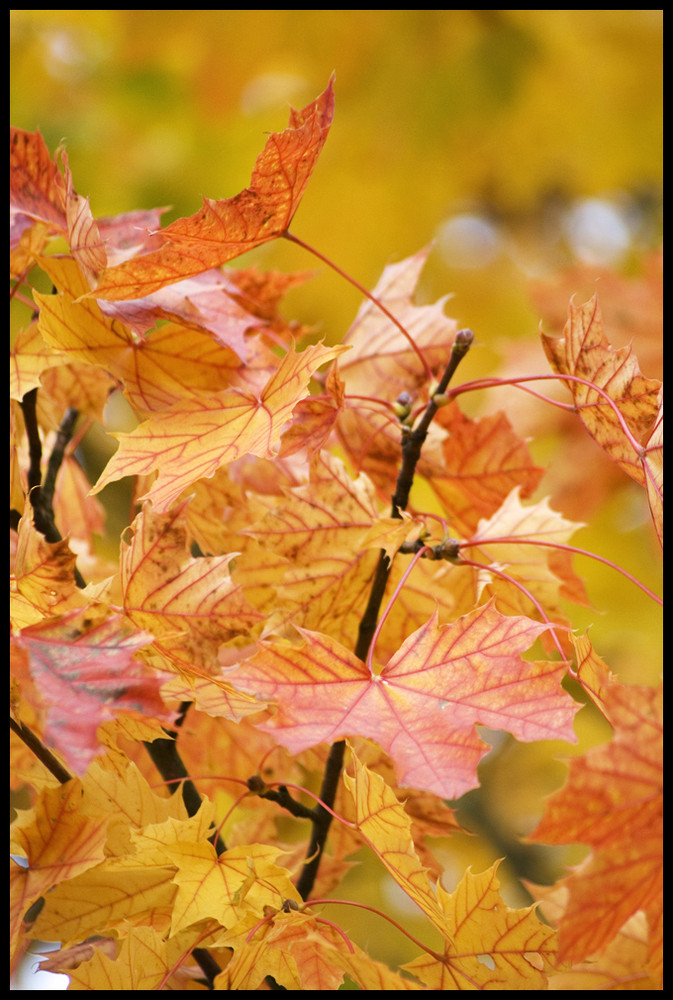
[11, 77, 662, 989]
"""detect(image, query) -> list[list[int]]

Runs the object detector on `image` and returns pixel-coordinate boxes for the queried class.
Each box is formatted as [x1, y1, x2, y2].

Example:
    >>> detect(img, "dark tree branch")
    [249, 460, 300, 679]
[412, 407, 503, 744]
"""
[10, 716, 73, 785]
[292, 331, 474, 903]
[18, 391, 86, 588]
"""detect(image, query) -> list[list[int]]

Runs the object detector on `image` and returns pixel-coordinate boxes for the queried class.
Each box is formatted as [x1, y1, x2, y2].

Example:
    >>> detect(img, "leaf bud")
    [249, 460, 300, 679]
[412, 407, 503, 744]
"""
[393, 392, 414, 421]
[455, 328, 475, 347]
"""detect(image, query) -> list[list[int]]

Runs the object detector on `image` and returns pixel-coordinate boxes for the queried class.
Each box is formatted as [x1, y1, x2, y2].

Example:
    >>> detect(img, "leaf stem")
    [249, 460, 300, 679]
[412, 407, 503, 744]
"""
[459, 536, 662, 605]
[392, 329, 474, 518]
[449, 372, 651, 457]
[283, 230, 435, 383]
[456, 556, 570, 663]
[366, 546, 430, 674]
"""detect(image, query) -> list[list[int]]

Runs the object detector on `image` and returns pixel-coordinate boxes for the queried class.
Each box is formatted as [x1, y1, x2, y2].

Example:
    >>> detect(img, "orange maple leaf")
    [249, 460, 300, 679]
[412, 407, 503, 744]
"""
[121, 500, 261, 660]
[427, 401, 545, 537]
[541, 294, 662, 489]
[529, 633, 662, 985]
[222, 600, 577, 800]
[90, 77, 335, 301]
[10, 127, 67, 238]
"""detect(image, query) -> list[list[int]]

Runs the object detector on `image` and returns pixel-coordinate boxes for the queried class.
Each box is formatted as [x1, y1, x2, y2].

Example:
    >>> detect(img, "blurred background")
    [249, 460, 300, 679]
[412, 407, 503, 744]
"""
[11, 9, 662, 984]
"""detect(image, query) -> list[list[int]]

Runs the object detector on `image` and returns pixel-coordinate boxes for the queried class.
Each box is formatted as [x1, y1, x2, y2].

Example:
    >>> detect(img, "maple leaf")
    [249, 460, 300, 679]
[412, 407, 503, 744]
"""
[10, 127, 67, 239]
[120, 499, 261, 667]
[460, 486, 589, 632]
[333, 248, 458, 492]
[11, 510, 88, 624]
[156, 841, 301, 936]
[343, 747, 455, 937]
[529, 633, 662, 985]
[62, 925, 173, 991]
[30, 802, 216, 948]
[82, 755, 190, 857]
[92, 340, 346, 512]
[344, 750, 557, 989]
[10, 780, 110, 959]
[401, 862, 558, 989]
[339, 247, 459, 398]
[14, 606, 167, 775]
[36, 255, 256, 417]
[222, 600, 577, 800]
[643, 389, 663, 547]
[530, 886, 658, 990]
[62, 152, 107, 286]
[90, 77, 335, 301]
[221, 906, 426, 992]
[10, 321, 66, 402]
[242, 451, 381, 645]
[426, 401, 545, 538]
[220, 909, 347, 991]
[97, 269, 263, 363]
[541, 294, 662, 489]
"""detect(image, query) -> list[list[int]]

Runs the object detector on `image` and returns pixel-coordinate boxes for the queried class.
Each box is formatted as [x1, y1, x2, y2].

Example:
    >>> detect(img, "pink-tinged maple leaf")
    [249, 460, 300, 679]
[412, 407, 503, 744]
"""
[222, 600, 577, 800]
[338, 247, 458, 398]
[62, 152, 107, 286]
[92, 340, 347, 512]
[90, 77, 335, 301]
[333, 248, 458, 493]
[14, 607, 169, 775]
[97, 269, 262, 362]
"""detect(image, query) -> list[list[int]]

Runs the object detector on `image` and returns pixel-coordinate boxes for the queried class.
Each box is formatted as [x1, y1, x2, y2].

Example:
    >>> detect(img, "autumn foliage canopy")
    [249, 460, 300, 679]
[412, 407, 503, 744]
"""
[10, 77, 662, 989]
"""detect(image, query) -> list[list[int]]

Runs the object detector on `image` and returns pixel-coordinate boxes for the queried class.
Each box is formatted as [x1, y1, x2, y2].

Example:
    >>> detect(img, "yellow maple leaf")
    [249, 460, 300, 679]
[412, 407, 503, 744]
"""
[11, 510, 88, 624]
[344, 750, 557, 989]
[401, 863, 557, 989]
[343, 747, 454, 939]
[156, 841, 301, 936]
[64, 925, 172, 991]
[243, 451, 380, 644]
[92, 341, 346, 512]
[10, 780, 110, 958]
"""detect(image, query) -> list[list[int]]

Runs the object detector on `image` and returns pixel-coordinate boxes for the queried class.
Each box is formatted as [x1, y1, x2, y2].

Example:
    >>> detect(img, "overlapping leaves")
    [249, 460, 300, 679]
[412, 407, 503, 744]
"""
[10, 76, 662, 990]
